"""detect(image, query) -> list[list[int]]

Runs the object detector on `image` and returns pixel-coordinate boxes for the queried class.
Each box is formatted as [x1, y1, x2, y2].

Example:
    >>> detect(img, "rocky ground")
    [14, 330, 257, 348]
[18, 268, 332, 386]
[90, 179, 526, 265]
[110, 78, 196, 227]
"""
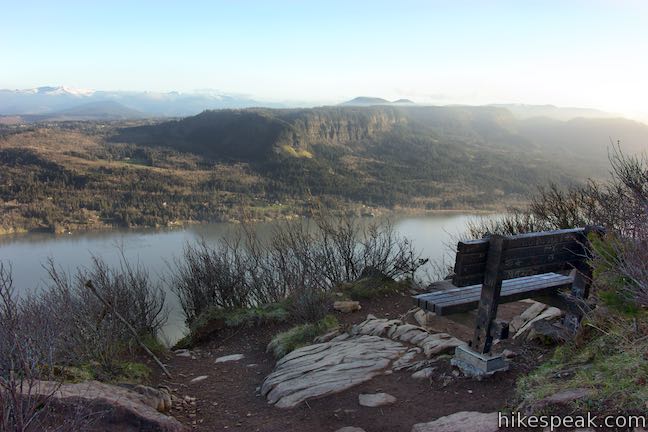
[143, 293, 560, 432]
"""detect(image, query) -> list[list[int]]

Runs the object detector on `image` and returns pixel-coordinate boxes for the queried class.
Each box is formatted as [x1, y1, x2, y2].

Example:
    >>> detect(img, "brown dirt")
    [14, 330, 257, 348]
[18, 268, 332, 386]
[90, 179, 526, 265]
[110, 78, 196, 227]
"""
[151, 293, 550, 432]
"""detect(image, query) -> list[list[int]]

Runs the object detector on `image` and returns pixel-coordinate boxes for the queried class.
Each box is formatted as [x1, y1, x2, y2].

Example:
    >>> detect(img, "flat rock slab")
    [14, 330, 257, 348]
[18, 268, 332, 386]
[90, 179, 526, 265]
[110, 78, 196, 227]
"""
[411, 411, 499, 432]
[358, 392, 397, 407]
[25, 380, 187, 432]
[215, 353, 245, 363]
[335, 428, 367, 432]
[261, 335, 407, 408]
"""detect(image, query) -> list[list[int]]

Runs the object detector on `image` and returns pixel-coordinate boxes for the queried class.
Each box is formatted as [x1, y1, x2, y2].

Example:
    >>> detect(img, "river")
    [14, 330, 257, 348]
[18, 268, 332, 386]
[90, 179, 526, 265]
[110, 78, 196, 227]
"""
[0, 213, 486, 344]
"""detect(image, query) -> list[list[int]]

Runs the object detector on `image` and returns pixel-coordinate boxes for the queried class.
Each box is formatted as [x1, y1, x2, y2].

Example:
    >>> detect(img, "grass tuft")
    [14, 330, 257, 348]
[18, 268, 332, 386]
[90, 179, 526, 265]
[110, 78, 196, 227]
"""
[267, 315, 339, 359]
[515, 311, 648, 413]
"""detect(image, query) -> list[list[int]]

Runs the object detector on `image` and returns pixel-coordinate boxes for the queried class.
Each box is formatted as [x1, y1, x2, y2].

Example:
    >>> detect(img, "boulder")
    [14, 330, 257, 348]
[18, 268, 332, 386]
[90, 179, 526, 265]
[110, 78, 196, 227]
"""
[334, 300, 362, 313]
[411, 411, 499, 432]
[526, 320, 569, 344]
[510, 301, 548, 333]
[25, 380, 187, 432]
[358, 392, 397, 407]
[514, 307, 563, 338]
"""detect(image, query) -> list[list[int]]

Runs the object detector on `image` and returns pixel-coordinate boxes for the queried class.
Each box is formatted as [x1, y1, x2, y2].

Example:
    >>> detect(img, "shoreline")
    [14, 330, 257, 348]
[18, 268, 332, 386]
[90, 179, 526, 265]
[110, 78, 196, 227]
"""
[0, 207, 502, 240]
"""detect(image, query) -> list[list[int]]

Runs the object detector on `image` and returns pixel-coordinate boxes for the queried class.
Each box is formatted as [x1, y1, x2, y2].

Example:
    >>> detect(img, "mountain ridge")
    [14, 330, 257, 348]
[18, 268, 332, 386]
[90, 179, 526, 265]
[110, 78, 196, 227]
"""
[340, 96, 415, 106]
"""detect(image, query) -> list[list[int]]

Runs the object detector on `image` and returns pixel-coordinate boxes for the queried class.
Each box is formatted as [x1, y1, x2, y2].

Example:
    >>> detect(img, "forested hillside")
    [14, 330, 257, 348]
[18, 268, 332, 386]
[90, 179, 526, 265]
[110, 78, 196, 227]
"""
[1, 105, 647, 234]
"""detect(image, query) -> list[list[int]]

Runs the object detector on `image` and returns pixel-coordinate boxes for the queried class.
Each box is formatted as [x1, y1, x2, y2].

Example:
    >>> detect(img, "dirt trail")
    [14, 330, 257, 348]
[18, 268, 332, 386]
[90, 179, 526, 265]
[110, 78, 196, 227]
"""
[152, 294, 545, 432]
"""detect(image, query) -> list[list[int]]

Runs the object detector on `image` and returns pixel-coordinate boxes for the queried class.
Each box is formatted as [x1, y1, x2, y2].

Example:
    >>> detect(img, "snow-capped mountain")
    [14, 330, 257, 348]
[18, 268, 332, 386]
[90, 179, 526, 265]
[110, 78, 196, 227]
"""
[14, 86, 97, 97]
[0, 86, 284, 117]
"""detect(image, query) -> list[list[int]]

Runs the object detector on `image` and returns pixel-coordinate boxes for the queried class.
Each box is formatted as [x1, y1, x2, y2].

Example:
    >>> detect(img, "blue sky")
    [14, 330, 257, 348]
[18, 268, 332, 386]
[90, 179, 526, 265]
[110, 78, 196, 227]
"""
[2, 1, 648, 118]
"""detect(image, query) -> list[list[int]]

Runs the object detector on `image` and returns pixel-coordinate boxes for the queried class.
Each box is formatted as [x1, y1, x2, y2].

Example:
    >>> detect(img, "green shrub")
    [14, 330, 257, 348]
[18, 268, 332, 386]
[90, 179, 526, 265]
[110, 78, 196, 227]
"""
[267, 315, 339, 359]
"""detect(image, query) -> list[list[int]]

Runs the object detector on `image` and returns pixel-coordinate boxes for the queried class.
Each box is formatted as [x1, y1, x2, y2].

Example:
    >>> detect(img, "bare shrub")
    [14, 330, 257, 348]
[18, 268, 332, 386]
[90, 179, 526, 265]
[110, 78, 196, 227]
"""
[171, 239, 252, 323]
[171, 215, 427, 324]
[41, 256, 167, 371]
[0, 262, 94, 432]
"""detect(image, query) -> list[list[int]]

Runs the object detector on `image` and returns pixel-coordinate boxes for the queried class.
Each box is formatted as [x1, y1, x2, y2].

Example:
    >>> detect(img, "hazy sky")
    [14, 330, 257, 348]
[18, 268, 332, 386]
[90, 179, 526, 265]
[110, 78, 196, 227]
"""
[2, 1, 648, 119]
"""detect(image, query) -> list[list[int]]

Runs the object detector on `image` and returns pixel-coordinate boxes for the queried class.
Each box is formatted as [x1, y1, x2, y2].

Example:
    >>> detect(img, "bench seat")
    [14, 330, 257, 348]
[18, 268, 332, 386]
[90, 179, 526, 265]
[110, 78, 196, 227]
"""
[414, 272, 573, 315]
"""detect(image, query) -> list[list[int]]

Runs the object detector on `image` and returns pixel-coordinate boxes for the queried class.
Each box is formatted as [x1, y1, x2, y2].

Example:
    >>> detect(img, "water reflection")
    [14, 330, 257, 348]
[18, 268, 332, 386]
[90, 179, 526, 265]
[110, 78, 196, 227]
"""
[0, 213, 487, 344]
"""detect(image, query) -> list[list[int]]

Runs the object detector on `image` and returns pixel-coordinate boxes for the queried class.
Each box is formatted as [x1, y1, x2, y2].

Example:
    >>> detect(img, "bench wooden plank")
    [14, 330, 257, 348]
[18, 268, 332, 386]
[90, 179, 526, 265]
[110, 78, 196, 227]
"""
[503, 241, 585, 259]
[453, 236, 586, 287]
[417, 275, 570, 312]
[415, 273, 573, 315]
[438, 282, 565, 315]
[455, 228, 584, 254]
[423, 274, 567, 305]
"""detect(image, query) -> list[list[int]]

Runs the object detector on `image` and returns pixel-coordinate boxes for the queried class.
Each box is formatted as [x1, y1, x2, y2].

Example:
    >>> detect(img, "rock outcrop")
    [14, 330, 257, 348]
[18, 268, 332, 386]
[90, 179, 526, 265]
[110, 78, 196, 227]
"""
[261, 315, 466, 408]
[351, 315, 466, 357]
[261, 335, 407, 408]
[25, 380, 187, 432]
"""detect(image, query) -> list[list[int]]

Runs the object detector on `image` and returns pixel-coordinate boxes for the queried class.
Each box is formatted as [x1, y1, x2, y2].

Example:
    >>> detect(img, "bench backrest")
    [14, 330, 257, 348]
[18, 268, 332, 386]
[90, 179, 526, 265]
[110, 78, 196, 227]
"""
[452, 228, 592, 287]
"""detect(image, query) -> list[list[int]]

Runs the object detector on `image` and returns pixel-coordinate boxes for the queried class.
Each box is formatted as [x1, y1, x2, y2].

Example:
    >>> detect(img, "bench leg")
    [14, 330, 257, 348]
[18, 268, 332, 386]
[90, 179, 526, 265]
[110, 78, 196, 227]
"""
[472, 235, 505, 354]
[565, 265, 591, 333]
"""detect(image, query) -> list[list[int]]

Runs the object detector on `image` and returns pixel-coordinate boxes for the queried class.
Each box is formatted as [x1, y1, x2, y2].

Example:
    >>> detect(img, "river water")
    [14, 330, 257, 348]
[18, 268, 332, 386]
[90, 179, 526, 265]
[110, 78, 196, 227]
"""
[0, 213, 486, 344]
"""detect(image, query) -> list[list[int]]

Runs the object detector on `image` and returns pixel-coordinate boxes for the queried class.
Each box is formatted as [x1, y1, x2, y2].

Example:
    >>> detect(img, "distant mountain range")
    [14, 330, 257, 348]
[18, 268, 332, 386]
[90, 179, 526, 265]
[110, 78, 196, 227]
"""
[0, 87, 633, 126]
[0, 86, 282, 119]
[489, 104, 616, 122]
[340, 97, 416, 106]
[2, 101, 146, 122]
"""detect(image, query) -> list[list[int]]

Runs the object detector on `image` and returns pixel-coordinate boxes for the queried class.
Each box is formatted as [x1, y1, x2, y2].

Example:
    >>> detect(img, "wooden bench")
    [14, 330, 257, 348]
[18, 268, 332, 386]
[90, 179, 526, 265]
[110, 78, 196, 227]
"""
[414, 227, 603, 354]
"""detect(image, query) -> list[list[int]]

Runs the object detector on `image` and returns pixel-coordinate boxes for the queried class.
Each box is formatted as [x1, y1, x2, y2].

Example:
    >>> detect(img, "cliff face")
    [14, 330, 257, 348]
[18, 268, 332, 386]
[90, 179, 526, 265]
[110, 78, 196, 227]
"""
[112, 105, 530, 162]
[114, 107, 408, 161]
[275, 107, 407, 152]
